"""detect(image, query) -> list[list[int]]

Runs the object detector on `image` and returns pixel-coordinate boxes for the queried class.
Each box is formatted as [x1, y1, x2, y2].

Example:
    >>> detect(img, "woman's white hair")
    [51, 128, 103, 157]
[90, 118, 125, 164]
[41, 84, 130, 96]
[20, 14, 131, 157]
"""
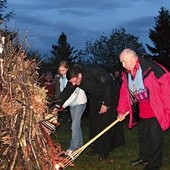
[120, 48, 138, 59]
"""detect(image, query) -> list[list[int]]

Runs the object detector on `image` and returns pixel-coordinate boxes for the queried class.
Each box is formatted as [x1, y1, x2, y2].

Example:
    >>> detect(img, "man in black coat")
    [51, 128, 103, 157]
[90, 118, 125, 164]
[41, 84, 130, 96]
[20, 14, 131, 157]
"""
[54, 64, 125, 160]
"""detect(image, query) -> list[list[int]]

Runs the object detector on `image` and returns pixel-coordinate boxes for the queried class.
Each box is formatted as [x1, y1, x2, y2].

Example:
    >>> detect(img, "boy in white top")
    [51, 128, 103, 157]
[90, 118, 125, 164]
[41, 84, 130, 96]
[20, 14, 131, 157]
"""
[62, 87, 87, 155]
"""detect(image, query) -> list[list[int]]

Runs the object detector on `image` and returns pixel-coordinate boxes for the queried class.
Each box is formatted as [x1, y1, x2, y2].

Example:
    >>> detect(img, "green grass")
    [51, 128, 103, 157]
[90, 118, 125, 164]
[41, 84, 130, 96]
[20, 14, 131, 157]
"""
[52, 116, 170, 170]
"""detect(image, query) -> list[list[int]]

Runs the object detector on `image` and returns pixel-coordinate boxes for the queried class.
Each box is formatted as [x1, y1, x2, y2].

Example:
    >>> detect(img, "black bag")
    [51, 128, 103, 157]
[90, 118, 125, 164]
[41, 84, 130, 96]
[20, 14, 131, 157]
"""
[130, 92, 140, 123]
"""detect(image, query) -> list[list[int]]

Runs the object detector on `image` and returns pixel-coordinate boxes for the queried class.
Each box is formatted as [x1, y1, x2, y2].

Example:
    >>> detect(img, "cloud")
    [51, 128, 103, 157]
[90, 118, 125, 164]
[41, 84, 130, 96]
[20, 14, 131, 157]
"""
[7, 0, 170, 54]
[118, 16, 155, 34]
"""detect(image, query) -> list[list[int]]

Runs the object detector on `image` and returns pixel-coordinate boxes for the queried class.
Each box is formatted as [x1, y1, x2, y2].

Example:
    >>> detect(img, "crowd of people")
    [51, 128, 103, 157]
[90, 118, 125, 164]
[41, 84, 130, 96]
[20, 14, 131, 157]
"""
[40, 48, 170, 170]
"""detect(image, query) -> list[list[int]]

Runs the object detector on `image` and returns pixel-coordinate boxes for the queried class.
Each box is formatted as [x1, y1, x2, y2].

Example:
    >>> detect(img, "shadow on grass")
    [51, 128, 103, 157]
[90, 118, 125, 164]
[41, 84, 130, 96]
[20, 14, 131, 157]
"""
[52, 116, 170, 170]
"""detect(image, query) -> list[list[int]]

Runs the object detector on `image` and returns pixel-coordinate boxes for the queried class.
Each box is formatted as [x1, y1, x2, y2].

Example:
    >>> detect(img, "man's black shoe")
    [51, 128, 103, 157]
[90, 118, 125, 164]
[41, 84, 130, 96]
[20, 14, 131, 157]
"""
[130, 158, 148, 166]
[143, 165, 159, 170]
[98, 154, 108, 161]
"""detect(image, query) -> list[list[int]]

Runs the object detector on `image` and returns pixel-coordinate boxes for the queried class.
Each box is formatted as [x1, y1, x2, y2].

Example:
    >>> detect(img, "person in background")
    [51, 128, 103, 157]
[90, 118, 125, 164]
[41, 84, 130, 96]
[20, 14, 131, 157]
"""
[113, 69, 121, 81]
[53, 61, 70, 121]
[53, 63, 125, 161]
[43, 72, 55, 102]
[117, 48, 170, 170]
[112, 68, 122, 108]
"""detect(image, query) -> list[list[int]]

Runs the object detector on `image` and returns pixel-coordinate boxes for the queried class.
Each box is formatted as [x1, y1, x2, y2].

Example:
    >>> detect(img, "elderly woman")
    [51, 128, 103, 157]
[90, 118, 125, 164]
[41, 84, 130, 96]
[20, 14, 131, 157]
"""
[117, 48, 170, 170]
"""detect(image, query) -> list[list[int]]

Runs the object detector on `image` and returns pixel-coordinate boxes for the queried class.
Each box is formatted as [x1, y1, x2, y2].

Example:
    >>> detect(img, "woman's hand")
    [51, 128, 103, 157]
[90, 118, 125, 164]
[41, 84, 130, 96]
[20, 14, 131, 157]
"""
[117, 113, 126, 121]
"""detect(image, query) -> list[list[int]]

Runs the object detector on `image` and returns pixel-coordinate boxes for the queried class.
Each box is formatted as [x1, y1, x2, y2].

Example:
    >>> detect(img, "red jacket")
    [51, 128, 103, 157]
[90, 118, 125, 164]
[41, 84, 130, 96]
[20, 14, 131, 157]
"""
[117, 57, 170, 131]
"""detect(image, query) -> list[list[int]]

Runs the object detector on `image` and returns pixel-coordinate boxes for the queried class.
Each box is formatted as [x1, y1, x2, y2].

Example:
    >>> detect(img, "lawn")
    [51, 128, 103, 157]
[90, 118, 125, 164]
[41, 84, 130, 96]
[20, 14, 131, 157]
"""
[52, 115, 170, 170]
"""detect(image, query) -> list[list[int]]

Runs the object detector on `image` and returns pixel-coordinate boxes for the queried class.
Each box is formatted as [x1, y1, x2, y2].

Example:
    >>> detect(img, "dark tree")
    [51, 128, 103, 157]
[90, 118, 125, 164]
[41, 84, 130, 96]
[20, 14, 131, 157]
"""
[0, 0, 15, 55]
[0, 0, 14, 23]
[51, 32, 77, 67]
[146, 7, 170, 58]
[85, 28, 146, 69]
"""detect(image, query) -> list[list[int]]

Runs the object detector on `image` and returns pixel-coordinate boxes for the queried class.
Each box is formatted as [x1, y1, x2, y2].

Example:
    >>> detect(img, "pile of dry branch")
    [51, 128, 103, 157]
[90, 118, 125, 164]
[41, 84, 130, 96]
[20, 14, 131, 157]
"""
[0, 30, 66, 170]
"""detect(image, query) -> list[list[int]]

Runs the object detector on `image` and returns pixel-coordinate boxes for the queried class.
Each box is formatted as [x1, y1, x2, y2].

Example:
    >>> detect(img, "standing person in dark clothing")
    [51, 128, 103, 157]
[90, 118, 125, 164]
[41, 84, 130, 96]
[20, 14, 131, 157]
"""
[54, 64, 125, 161]
[117, 49, 170, 170]
[112, 69, 122, 106]
[53, 61, 70, 121]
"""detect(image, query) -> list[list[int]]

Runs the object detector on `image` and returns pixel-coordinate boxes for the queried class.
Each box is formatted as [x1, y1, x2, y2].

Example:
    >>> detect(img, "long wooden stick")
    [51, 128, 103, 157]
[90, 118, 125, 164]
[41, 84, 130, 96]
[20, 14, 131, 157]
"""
[59, 111, 129, 169]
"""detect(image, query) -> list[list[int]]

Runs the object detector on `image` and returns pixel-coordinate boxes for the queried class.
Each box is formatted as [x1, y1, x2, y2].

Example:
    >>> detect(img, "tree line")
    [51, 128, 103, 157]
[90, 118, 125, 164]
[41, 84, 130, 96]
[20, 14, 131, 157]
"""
[40, 6, 170, 74]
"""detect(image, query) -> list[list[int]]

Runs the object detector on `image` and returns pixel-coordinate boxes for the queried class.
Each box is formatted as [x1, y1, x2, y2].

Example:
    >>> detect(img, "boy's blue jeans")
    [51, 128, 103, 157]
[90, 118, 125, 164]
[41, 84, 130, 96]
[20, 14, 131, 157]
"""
[69, 104, 86, 150]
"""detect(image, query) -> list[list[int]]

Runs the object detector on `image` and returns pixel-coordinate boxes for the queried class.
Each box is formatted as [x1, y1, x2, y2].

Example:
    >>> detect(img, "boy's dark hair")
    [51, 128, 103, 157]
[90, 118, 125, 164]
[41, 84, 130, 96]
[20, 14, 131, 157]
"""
[66, 64, 82, 80]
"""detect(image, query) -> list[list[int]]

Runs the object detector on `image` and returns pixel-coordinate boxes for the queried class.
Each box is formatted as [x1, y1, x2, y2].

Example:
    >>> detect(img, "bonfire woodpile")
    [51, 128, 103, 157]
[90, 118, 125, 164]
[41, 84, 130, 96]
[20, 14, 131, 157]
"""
[0, 30, 66, 170]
